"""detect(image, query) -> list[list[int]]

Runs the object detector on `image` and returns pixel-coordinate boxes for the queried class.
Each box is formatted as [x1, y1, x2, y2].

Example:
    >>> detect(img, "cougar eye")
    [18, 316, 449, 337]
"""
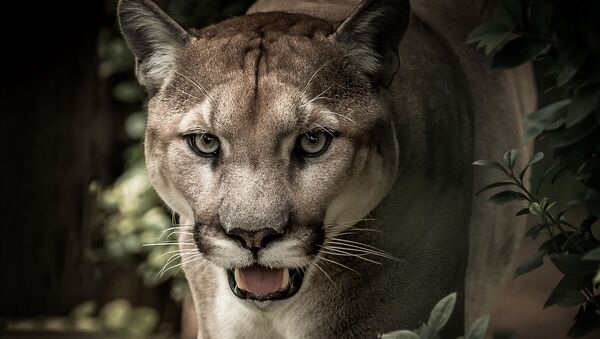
[188, 133, 220, 157]
[296, 131, 332, 157]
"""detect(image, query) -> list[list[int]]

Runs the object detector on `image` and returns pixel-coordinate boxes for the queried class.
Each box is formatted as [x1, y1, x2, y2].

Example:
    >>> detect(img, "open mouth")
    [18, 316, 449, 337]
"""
[226, 265, 304, 301]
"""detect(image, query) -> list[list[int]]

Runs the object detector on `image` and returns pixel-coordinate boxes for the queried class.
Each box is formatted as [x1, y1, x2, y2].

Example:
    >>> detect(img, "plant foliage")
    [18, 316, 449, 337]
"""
[474, 150, 600, 337]
[380, 293, 490, 339]
[469, 0, 600, 336]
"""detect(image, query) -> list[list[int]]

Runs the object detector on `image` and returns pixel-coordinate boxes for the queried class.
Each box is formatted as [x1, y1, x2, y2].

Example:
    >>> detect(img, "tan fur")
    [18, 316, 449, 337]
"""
[119, 0, 535, 337]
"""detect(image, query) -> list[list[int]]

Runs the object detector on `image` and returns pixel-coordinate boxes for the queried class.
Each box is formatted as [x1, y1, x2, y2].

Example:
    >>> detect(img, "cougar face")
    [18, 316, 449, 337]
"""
[120, 0, 405, 302]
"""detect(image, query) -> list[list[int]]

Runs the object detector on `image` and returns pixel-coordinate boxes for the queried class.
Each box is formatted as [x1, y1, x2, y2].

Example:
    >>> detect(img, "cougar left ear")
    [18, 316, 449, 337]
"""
[118, 0, 191, 93]
[334, 0, 410, 88]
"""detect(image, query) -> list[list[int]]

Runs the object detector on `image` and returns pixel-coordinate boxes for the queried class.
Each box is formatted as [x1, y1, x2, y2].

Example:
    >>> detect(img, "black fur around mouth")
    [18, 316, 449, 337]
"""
[226, 268, 304, 301]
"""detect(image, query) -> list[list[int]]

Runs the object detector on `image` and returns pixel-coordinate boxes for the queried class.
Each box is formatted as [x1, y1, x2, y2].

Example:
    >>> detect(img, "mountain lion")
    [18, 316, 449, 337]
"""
[118, 0, 536, 337]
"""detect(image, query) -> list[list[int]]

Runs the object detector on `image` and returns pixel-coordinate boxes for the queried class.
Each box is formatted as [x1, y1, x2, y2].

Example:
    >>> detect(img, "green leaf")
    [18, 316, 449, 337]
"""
[503, 149, 518, 170]
[525, 224, 546, 239]
[549, 117, 598, 147]
[465, 315, 490, 339]
[427, 292, 457, 332]
[467, 21, 509, 44]
[492, 37, 549, 69]
[493, 0, 523, 29]
[526, 100, 571, 122]
[583, 247, 600, 261]
[519, 152, 544, 180]
[476, 180, 517, 196]
[551, 254, 599, 276]
[479, 31, 513, 54]
[488, 191, 529, 205]
[516, 207, 530, 216]
[566, 84, 600, 127]
[544, 275, 587, 308]
[556, 53, 588, 87]
[472, 160, 508, 174]
[515, 248, 547, 277]
[380, 330, 421, 339]
[524, 99, 571, 142]
[414, 324, 437, 339]
[467, 21, 512, 54]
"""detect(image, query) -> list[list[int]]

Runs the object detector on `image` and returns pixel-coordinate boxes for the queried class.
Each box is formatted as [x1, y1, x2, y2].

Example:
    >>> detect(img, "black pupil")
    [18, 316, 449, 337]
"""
[203, 135, 214, 144]
[307, 134, 319, 144]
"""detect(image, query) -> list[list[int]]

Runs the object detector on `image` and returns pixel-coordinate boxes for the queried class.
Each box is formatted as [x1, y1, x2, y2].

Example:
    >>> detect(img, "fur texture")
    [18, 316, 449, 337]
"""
[118, 0, 536, 337]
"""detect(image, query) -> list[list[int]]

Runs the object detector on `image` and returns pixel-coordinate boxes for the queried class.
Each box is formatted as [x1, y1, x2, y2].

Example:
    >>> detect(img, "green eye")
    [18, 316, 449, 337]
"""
[297, 131, 332, 157]
[188, 133, 220, 157]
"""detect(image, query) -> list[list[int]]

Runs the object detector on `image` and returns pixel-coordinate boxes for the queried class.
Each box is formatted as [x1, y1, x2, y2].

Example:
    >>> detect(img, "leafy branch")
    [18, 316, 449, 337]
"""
[474, 149, 600, 337]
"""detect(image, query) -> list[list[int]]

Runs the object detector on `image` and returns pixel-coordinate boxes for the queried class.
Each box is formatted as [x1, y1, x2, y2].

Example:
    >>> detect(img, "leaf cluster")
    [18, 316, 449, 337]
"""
[381, 293, 490, 339]
[468, 0, 600, 216]
[474, 150, 600, 337]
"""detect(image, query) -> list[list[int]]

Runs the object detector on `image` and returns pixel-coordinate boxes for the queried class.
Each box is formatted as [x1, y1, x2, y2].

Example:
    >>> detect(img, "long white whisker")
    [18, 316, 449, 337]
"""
[316, 255, 358, 274]
[318, 246, 382, 265]
[143, 242, 196, 247]
[167, 84, 202, 102]
[325, 241, 401, 262]
[173, 70, 215, 105]
[300, 60, 333, 98]
[328, 238, 389, 253]
[305, 259, 335, 287]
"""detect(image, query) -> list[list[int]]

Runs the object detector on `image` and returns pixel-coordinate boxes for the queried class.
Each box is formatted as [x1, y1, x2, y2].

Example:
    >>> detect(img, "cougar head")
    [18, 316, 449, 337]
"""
[118, 0, 409, 302]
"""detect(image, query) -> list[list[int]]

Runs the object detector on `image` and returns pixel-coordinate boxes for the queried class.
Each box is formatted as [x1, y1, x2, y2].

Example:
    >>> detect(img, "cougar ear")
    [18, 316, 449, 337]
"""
[118, 0, 191, 93]
[335, 0, 410, 88]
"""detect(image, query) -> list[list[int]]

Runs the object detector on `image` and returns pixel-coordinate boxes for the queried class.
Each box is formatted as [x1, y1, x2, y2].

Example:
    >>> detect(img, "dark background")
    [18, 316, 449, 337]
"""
[0, 1, 597, 338]
[0, 0, 250, 322]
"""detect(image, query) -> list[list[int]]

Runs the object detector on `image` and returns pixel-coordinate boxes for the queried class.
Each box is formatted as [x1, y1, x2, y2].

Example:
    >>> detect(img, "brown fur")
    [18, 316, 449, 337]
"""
[118, 0, 535, 337]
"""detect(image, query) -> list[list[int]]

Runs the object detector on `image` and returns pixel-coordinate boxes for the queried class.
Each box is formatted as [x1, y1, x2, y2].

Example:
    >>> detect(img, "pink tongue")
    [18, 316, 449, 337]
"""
[238, 265, 284, 295]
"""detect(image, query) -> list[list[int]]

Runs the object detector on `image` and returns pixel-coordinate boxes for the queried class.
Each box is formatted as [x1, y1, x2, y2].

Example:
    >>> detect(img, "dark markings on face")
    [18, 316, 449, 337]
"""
[194, 222, 209, 254]
[307, 222, 326, 256]
[145, 12, 399, 268]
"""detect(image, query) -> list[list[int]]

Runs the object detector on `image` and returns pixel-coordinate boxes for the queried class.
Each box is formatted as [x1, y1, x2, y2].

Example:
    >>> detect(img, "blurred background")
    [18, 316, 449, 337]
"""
[0, 0, 598, 338]
[0, 0, 254, 337]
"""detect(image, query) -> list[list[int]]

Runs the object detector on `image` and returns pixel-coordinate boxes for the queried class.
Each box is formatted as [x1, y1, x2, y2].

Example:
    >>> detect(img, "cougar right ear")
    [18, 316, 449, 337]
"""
[118, 0, 191, 93]
[334, 0, 410, 88]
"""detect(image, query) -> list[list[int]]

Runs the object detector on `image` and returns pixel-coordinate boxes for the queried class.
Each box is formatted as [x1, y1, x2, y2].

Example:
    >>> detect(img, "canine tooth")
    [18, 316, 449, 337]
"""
[280, 269, 290, 290]
[234, 269, 246, 290]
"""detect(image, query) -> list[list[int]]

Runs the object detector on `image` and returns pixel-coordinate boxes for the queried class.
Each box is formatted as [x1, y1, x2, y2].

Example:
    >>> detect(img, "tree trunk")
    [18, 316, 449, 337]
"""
[0, 0, 114, 316]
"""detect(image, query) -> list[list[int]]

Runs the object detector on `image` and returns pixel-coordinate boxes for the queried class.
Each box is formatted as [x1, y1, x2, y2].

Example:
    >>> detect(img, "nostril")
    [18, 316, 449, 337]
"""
[226, 227, 282, 250]
[259, 231, 282, 248]
[227, 232, 248, 249]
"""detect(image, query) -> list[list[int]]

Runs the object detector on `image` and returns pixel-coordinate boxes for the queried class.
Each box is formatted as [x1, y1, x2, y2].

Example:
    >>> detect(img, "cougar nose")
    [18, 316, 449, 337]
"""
[226, 227, 283, 252]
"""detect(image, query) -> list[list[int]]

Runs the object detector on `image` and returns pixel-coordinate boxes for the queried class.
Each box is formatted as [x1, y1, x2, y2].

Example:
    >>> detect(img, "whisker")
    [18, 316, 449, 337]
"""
[167, 84, 202, 102]
[323, 218, 376, 228]
[300, 60, 333, 98]
[143, 242, 196, 247]
[305, 85, 333, 105]
[173, 70, 216, 105]
[325, 110, 358, 126]
[328, 238, 396, 256]
[160, 254, 203, 277]
[159, 248, 198, 257]
[305, 259, 335, 287]
[316, 255, 359, 274]
[325, 241, 401, 263]
[318, 246, 382, 265]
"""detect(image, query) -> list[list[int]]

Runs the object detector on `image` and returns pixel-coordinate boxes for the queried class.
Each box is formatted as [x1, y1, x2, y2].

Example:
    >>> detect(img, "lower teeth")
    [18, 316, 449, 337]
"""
[280, 269, 290, 290]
